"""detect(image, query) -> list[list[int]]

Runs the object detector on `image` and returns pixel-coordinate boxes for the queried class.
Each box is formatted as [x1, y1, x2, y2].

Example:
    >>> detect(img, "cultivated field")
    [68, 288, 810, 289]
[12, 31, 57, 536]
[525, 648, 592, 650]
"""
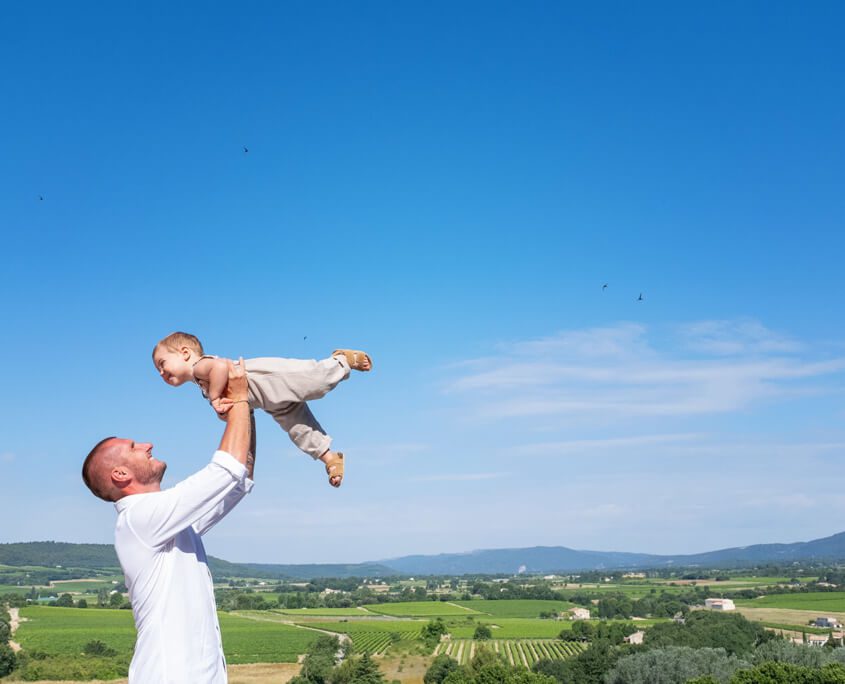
[364, 601, 481, 617]
[737, 591, 845, 611]
[434, 639, 587, 666]
[453, 599, 574, 618]
[14, 606, 319, 664]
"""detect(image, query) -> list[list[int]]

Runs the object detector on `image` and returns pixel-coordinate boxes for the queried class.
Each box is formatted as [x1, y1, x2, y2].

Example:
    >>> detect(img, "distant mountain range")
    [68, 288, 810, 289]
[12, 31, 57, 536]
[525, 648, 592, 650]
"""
[4, 531, 845, 579]
[378, 530, 845, 575]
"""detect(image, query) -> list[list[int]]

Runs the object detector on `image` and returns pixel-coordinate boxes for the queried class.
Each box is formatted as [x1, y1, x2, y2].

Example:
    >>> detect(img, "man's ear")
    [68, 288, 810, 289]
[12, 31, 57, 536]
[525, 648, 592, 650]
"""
[111, 467, 132, 489]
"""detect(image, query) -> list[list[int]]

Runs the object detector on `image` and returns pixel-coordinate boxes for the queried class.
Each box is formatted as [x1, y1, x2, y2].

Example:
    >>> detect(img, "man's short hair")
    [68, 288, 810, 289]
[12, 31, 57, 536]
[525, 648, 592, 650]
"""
[152, 332, 204, 360]
[82, 436, 119, 501]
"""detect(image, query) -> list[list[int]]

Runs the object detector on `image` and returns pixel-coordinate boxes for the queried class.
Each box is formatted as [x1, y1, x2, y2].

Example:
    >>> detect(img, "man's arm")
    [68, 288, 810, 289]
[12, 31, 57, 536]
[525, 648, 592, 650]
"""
[218, 358, 252, 473]
[192, 361, 257, 536]
[128, 360, 256, 547]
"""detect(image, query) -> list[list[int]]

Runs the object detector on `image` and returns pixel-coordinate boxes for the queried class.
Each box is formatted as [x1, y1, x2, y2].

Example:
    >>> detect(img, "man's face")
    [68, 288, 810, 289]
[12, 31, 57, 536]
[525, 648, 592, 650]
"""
[152, 346, 194, 387]
[114, 439, 167, 486]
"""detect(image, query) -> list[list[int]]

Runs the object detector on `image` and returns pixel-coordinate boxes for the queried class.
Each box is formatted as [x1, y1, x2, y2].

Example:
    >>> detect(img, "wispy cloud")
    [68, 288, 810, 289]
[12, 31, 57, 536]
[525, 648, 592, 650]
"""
[410, 472, 510, 482]
[445, 320, 845, 420]
[678, 318, 802, 356]
[0, 452, 14, 463]
[512, 433, 705, 454]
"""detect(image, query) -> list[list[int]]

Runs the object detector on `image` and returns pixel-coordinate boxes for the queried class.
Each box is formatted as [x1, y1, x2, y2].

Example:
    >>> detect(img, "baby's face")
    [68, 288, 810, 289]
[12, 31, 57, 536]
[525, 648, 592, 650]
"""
[153, 346, 195, 387]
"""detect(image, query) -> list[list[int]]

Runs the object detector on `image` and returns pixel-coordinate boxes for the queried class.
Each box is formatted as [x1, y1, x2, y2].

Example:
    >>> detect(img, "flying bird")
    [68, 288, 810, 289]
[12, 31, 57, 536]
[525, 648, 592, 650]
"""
[638, 293, 644, 301]
[303, 336, 307, 341]
[243, 146, 249, 153]
[38, 195, 44, 201]
[602, 283, 608, 291]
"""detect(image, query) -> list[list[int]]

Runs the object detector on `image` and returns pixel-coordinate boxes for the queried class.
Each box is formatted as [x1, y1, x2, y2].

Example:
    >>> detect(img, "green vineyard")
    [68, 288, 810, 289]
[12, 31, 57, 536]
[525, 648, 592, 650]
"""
[434, 639, 587, 666]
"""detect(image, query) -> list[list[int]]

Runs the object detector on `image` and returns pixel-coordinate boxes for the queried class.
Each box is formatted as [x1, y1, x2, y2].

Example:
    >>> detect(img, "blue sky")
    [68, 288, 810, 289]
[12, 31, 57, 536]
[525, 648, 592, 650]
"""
[1, 2, 844, 564]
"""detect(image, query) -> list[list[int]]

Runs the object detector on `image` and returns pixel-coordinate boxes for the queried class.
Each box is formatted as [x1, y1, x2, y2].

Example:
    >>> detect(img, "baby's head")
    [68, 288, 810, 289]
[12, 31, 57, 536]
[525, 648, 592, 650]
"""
[152, 332, 204, 387]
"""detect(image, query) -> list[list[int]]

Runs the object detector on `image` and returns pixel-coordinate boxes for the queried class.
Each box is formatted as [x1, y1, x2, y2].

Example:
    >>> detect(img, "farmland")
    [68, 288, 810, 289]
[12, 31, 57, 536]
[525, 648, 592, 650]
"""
[364, 601, 480, 617]
[435, 639, 587, 666]
[15, 606, 138, 656]
[272, 606, 374, 617]
[736, 591, 845, 612]
[14, 606, 318, 664]
[453, 599, 574, 618]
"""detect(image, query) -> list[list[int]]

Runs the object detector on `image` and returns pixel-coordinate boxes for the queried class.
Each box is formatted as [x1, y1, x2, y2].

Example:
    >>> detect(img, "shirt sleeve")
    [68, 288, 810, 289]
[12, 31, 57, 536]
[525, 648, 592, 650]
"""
[127, 451, 252, 548]
[192, 475, 255, 537]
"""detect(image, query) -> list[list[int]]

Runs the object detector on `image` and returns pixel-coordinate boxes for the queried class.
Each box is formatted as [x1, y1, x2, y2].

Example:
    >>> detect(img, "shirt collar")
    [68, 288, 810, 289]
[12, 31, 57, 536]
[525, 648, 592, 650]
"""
[114, 492, 148, 513]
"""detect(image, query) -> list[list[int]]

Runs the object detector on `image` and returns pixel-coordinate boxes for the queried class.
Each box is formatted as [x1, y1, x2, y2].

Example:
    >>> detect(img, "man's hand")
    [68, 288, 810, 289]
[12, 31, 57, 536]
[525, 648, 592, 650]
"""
[224, 358, 249, 406]
[211, 397, 232, 416]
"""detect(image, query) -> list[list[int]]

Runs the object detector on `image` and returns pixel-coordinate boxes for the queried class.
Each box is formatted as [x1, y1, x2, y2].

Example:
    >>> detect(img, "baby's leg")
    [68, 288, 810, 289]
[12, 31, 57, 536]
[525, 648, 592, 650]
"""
[247, 356, 350, 405]
[267, 401, 333, 460]
[267, 402, 344, 486]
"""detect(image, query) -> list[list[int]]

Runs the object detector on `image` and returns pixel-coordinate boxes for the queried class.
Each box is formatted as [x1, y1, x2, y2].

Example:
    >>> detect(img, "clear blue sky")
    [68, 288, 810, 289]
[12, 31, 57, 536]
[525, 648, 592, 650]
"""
[2, 2, 844, 564]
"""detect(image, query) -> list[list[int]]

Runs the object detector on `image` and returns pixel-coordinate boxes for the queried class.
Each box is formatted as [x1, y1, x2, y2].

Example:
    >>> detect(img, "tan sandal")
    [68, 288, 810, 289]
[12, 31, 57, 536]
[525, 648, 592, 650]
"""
[333, 349, 373, 372]
[325, 452, 344, 488]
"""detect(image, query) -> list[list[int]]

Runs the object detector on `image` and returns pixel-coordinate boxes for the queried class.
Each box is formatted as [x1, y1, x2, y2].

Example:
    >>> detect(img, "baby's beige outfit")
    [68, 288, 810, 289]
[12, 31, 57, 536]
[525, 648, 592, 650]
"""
[198, 355, 350, 459]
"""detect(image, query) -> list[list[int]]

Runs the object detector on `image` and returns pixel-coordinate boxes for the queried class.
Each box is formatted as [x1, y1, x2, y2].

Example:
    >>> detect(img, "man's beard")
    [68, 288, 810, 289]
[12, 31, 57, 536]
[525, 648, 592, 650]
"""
[138, 460, 167, 485]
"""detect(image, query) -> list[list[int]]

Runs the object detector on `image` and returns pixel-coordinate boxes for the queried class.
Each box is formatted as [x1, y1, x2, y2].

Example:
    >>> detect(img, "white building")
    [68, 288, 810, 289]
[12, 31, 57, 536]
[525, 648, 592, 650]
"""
[569, 608, 591, 620]
[624, 631, 645, 645]
[791, 634, 830, 648]
[704, 598, 736, 611]
[814, 617, 842, 629]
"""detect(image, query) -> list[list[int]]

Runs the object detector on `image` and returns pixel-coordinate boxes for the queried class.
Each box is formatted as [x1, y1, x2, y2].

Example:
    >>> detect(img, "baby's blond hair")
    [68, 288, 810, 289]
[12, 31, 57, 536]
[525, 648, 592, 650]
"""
[153, 331, 204, 361]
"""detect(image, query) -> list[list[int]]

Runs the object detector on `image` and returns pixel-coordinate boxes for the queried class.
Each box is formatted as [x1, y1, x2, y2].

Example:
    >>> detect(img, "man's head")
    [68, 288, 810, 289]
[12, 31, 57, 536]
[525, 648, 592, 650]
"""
[152, 332, 204, 387]
[82, 437, 167, 502]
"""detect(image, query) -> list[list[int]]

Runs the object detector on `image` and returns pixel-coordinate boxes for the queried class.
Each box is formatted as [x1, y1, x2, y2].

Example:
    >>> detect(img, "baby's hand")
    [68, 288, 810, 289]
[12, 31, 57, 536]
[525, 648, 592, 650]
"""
[210, 397, 233, 416]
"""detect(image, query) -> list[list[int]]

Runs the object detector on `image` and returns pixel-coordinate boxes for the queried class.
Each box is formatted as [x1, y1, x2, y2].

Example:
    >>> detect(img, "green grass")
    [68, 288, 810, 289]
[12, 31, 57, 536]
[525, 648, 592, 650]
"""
[364, 601, 481, 617]
[218, 613, 318, 663]
[306, 620, 424, 637]
[448, 618, 568, 639]
[16, 605, 318, 664]
[736, 592, 845, 611]
[0, 584, 38, 594]
[17, 606, 138, 656]
[453, 599, 574, 618]
[272, 607, 376, 616]
[48, 578, 124, 593]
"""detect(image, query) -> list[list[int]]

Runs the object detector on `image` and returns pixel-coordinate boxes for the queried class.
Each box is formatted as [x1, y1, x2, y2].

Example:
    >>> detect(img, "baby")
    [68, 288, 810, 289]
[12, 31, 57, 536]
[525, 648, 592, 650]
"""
[152, 332, 372, 487]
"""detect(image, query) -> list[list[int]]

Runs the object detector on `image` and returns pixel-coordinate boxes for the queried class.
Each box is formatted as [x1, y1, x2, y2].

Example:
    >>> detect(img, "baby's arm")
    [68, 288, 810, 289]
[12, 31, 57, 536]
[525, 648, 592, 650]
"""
[192, 357, 232, 402]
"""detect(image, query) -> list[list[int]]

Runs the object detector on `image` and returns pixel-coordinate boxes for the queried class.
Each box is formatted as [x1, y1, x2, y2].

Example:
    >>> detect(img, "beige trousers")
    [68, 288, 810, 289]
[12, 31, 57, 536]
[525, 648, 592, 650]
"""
[243, 356, 350, 459]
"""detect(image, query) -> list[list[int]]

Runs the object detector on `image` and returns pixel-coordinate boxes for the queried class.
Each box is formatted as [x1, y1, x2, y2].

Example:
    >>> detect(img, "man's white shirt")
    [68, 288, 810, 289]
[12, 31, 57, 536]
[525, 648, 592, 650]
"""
[114, 450, 253, 683]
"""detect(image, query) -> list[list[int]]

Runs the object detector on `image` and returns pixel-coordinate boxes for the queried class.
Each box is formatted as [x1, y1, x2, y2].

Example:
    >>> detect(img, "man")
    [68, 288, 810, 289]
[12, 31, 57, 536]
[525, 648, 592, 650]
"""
[82, 358, 254, 683]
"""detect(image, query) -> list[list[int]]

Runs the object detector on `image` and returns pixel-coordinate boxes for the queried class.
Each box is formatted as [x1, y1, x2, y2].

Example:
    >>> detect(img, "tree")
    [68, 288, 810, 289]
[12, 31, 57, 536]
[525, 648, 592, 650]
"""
[350, 652, 386, 683]
[425, 654, 459, 684]
[83, 640, 118, 657]
[97, 588, 109, 607]
[474, 624, 492, 640]
[752, 640, 833, 668]
[559, 642, 621, 684]
[76, 598, 88, 608]
[731, 661, 845, 683]
[0, 644, 16, 678]
[644, 611, 771, 656]
[605, 646, 749, 684]
[422, 618, 448, 647]
[55, 593, 74, 608]
[290, 635, 341, 684]
[109, 592, 125, 608]
[330, 652, 386, 684]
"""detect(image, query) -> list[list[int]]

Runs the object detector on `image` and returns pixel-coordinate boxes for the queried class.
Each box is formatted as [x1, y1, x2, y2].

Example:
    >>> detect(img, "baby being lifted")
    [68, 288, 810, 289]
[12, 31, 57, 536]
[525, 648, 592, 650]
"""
[152, 332, 372, 487]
